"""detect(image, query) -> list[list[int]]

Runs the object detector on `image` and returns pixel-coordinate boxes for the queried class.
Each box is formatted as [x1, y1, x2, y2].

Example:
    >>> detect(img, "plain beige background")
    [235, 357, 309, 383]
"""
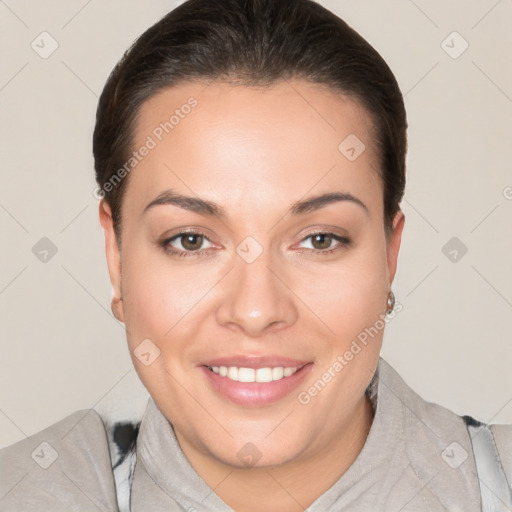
[0, 0, 511, 449]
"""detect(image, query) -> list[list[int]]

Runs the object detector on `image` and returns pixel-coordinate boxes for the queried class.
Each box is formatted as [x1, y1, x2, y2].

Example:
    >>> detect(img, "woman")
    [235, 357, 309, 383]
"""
[1, 0, 511, 511]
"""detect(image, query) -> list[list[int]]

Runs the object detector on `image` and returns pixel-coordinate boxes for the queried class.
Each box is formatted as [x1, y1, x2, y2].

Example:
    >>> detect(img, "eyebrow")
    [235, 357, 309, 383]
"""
[143, 189, 369, 218]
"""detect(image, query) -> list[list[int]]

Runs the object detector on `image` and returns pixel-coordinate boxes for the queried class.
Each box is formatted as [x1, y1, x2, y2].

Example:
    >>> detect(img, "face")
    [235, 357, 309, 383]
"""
[100, 80, 404, 469]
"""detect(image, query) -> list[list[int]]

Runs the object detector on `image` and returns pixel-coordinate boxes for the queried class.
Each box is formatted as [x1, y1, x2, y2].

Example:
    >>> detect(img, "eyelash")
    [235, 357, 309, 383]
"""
[159, 230, 351, 258]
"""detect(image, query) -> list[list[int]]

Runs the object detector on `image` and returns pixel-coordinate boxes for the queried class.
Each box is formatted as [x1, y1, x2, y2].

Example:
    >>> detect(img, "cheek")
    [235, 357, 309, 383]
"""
[119, 249, 214, 398]
[292, 235, 389, 341]
[343, 248, 388, 323]
[292, 238, 389, 414]
[120, 245, 204, 351]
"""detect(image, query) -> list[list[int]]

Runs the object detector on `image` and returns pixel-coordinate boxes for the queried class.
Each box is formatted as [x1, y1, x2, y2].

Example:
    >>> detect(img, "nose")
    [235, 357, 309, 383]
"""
[215, 249, 298, 337]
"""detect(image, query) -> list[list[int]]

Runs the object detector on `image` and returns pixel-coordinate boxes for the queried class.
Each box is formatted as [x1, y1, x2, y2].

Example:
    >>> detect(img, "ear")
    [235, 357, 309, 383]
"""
[99, 199, 125, 323]
[386, 210, 405, 285]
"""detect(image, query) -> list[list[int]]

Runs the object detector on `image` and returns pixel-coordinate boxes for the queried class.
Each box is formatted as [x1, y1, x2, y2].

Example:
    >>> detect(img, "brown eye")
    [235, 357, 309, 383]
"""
[181, 233, 204, 251]
[311, 233, 333, 250]
[297, 232, 351, 254]
[161, 231, 214, 256]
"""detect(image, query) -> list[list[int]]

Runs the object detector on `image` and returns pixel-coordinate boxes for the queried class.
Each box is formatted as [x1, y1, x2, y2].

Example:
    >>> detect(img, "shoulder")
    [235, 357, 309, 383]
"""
[376, 358, 483, 505]
[0, 409, 119, 512]
[377, 358, 477, 436]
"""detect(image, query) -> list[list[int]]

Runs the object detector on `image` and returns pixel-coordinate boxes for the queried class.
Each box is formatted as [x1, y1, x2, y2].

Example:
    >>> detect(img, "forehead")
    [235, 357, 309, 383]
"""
[125, 80, 382, 218]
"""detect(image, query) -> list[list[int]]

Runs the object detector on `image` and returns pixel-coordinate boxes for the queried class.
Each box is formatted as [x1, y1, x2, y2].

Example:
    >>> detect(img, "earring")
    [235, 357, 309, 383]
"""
[111, 296, 123, 321]
[386, 291, 395, 315]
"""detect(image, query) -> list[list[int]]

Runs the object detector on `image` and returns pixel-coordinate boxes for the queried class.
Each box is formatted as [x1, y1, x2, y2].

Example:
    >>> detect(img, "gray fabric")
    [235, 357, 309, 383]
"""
[0, 409, 118, 511]
[2, 357, 510, 511]
[468, 424, 512, 511]
[491, 424, 512, 487]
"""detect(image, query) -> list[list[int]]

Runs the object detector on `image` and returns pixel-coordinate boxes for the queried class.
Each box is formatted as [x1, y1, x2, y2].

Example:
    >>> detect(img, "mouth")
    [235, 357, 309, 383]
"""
[199, 356, 313, 406]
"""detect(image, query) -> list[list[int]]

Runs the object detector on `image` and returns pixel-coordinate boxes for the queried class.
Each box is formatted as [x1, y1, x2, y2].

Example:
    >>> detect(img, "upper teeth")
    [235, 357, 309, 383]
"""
[209, 366, 299, 383]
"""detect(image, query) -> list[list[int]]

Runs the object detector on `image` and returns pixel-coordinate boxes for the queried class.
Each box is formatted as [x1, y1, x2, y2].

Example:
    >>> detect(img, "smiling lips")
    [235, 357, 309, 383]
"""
[200, 356, 313, 406]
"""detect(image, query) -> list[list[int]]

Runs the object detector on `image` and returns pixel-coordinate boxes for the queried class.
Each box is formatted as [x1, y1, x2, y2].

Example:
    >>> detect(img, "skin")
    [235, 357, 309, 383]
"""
[99, 80, 404, 512]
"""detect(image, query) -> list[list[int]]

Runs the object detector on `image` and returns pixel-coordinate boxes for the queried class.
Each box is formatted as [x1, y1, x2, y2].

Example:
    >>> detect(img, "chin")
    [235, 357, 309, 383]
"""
[206, 432, 308, 470]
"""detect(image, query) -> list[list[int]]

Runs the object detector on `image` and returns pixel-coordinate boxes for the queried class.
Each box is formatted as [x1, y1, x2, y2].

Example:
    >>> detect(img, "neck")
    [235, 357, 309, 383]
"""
[176, 394, 374, 512]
